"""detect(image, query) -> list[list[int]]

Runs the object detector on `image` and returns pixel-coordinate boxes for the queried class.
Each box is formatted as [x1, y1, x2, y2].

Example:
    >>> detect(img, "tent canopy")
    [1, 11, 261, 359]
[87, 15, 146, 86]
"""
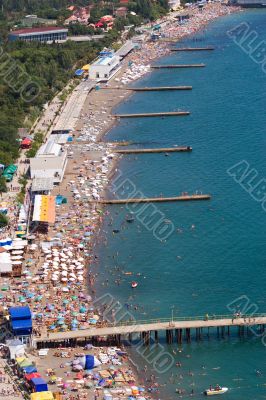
[9, 306, 31, 320]
[25, 373, 41, 381]
[30, 392, 54, 400]
[30, 377, 48, 392]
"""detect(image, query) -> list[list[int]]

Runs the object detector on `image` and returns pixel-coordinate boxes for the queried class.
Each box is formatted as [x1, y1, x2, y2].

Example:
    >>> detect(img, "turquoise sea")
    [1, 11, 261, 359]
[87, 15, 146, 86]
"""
[93, 9, 266, 399]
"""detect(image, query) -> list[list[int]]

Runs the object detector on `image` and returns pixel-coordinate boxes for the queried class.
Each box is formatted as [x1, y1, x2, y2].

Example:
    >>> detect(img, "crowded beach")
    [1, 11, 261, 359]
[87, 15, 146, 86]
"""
[0, 3, 240, 400]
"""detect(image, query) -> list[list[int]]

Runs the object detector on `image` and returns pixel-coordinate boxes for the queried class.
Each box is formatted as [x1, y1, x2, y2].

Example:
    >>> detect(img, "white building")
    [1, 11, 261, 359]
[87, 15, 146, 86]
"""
[89, 53, 121, 81]
[30, 140, 67, 184]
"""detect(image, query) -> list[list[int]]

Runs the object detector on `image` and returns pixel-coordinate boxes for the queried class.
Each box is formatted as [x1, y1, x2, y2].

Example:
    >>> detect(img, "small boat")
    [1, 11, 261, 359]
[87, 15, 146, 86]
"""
[204, 387, 228, 396]
[131, 281, 138, 288]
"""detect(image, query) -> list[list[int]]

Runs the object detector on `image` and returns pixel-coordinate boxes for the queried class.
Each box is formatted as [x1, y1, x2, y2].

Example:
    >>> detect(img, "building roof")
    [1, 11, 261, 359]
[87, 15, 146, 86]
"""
[9, 306, 31, 320]
[32, 177, 54, 192]
[116, 40, 135, 58]
[10, 26, 67, 35]
[37, 141, 62, 157]
[12, 319, 33, 331]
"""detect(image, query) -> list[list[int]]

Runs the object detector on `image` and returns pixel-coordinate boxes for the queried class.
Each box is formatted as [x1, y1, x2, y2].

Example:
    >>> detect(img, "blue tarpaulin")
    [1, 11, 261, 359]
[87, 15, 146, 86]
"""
[9, 306, 31, 320]
[75, 69, 84, 76]
[30, 377, 48, 392]
[12, 319, 32, 335]
[23, 366, 37, 374]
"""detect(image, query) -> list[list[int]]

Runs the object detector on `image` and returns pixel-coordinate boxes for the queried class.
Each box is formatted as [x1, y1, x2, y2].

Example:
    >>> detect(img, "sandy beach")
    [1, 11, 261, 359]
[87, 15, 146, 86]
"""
[0, 3, 241, 400]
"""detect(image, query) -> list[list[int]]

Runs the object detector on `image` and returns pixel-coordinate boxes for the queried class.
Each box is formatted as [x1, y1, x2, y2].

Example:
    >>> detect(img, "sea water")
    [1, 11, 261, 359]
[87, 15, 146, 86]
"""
[93, 9, 266, 399]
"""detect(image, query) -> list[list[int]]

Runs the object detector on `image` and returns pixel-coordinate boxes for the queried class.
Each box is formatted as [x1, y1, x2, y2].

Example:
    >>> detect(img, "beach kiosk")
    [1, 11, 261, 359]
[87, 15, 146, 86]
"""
[30, 392, 54, 400]
[9, 306, 32, 343]
[30, 377, 49, 393]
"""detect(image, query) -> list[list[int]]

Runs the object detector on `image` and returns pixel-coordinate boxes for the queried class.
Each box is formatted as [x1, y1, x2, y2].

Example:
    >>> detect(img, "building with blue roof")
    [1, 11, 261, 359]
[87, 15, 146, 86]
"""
[9, 306, 32, 342]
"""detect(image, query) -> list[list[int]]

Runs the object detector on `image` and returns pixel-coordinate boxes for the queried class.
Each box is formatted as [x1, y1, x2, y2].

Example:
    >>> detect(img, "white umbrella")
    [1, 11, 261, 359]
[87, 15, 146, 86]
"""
[77, 276, 84, 281]
[61, 277, 68, 282]
[61, 271, 68, 276]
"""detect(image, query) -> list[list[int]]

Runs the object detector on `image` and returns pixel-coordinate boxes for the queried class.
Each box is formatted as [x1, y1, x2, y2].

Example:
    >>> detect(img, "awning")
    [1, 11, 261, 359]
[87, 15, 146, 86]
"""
[32, 195, 55, 224]
[82, 64, 90, 71]
[30, 392, 54, 400]
[75, 69, 84, 76]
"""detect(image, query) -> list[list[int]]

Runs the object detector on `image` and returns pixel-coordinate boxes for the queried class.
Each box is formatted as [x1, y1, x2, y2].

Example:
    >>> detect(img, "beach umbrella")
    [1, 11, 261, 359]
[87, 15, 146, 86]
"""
[61, 277, 68, 282]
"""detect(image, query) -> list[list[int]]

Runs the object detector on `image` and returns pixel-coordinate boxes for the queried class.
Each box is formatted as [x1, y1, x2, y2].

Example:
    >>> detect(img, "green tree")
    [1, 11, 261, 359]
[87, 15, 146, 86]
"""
[0, 176, 7, 193]
[0, 213, 8, 228]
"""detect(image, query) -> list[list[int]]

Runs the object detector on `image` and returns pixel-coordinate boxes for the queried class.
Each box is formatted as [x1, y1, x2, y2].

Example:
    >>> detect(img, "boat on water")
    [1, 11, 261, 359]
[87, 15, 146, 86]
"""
[131, 281, 138, 288]
[204, 386, 228, 396]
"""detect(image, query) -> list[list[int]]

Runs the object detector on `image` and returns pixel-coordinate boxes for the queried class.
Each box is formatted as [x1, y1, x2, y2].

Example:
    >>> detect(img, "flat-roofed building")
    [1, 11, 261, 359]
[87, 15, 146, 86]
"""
[8, 26, 68, 42]
[89, 53, 121, 81]
[30, 140, 67, 184]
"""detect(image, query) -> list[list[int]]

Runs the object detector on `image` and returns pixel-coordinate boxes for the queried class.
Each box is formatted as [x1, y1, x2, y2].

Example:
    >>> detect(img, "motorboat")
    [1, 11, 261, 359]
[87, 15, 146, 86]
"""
[204, 387, 228, 396]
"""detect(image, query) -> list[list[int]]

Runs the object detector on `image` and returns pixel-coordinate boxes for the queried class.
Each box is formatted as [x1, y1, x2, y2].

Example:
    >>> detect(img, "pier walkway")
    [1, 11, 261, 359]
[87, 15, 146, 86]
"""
[92, 194, 210, 204]
[102, 86, 192, 91]
[114, 111, 190, 118]
[33, 314, 266, 345]
[151, 64, 205, 69]
[171, 47, 215, 51]
[114, 146, 192, 154]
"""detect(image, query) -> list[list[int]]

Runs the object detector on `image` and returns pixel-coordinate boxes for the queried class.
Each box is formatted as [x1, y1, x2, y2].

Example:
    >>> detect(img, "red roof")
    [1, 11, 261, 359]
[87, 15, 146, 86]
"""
[10, 27, 67, 35]
[21, 138, 32, 145]
[25, 373, 41, 381]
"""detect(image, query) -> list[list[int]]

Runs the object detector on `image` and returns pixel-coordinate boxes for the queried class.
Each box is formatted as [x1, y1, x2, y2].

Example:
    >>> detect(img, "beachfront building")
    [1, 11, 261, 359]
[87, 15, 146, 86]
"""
[8, 27, 68, 42]
[89, 52, 121, 81]
[9, 306, 32, 343]
[30, 140, 67, 184]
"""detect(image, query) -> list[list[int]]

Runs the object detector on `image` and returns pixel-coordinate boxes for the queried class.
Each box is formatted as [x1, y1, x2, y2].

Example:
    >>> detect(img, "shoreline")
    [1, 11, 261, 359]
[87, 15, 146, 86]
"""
[0, 4, 242, 400]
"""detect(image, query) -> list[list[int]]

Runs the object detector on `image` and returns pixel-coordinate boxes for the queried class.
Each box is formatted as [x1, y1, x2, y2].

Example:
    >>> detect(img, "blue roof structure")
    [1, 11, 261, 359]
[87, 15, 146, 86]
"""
[9, 306, 32, 336]
[75, 69, 84, 76]
[9, 306, 31, 320]
[23, 366, 37, 374]
[12, 319, 32, 330]
[30, 378, 48, 392]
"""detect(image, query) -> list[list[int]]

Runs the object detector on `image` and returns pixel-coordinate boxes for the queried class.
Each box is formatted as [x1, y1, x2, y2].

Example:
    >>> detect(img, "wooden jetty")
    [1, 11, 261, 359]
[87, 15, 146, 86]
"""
[114, 146, 192, 154]
[92, 194, 210, 205]
[151, 64, 205, 69]
[33, 314, 266, 347]
[102, 86, 192, 91]
[114, 111, 190, 118]
[171, 46, 215, 52]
